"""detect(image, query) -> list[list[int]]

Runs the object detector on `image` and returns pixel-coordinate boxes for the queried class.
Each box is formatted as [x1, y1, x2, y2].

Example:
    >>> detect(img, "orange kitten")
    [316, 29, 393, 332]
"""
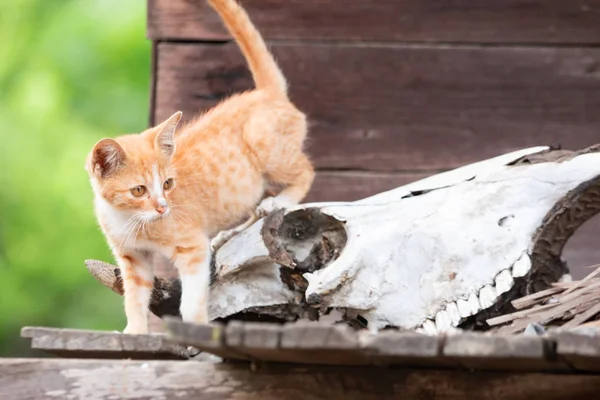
[86, 0, 314, 334]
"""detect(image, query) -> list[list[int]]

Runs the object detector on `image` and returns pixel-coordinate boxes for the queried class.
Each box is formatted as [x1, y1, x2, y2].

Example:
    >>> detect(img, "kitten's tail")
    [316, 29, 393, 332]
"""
[207, 0, 287, 96]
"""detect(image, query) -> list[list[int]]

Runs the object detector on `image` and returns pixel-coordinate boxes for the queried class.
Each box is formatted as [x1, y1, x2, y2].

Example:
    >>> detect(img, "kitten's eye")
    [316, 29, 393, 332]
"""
[131, 185, 146, 197]
[163, 178, 174, 190]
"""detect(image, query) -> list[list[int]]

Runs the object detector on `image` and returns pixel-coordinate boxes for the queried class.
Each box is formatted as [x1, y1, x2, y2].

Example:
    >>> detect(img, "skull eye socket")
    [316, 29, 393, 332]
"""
[131, 185, 146, 197]
[163, 178, 174, 191]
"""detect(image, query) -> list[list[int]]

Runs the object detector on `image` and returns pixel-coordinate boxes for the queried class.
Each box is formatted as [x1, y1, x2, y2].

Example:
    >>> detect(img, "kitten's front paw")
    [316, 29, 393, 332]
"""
[256, 196, 294, 217]
[210, 230, 234, 252]
[123, 323, 148, 335]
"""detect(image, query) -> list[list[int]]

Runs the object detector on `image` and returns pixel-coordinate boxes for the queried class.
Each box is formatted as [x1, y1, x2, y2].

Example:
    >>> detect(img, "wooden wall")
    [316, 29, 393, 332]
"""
[147, 0, 600, 278]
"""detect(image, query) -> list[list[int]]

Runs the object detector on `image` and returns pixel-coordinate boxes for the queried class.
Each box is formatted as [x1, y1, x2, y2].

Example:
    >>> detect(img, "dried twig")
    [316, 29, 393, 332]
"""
[489, 265, 600, 333]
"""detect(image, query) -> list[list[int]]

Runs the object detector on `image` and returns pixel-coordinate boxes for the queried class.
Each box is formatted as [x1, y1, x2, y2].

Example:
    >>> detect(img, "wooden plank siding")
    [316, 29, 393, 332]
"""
[307, 171, 430, 202]
[154, 42, 600, 172]
[148, 1, 600, 278]
[148, 0, 600, 44]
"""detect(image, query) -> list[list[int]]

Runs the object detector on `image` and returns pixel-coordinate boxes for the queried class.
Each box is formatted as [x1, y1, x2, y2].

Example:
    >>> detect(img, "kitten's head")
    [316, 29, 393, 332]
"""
[86, 111, 182, 221]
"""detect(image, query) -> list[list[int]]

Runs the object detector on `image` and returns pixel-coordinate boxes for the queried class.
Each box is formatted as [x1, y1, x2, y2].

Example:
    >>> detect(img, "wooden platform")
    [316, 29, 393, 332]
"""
[20, 321, 600, 373]
[13, 321, 600, 399]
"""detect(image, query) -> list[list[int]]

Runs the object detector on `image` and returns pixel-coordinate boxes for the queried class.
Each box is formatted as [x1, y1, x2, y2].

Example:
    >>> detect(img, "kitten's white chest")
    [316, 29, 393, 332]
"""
[95, 196, 133, 242]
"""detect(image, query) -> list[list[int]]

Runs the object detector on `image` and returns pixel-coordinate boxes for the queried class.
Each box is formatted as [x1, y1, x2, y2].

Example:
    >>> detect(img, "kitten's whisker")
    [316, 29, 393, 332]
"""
[119, 215, 142, 253]
[117, 215, 139, 253]
[133, 217, 145, 242]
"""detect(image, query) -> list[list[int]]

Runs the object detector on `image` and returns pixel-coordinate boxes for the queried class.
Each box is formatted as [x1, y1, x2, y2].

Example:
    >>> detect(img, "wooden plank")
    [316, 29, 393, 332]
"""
[276, 322, 369, 365]
[20, 327, 190, 360]
[155, 42, 600, 172]
[165, 320, 599, 372]
[560, 264, 600, 297]
[3, 358, 600, 400]
[552, 332, 600, 372]
[362, 330, 457, 368]
[306, 171, 431, 202]
[511, 286, 564, 310]
[164, 319, 249, 360]
[166, 319, 370, 365]
[148, 0, 600, 44]
[444, 333, 569, 371]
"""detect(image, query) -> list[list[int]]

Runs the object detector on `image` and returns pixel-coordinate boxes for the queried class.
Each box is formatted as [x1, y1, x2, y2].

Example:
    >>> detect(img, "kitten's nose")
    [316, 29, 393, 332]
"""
[156, 205, 167, 215]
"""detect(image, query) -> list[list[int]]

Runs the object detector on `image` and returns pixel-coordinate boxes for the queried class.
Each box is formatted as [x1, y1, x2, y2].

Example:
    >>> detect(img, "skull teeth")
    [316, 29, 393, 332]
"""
[478, 284, 497, 309]
[512, 253, 531, 278]
[417, 255, 529, 333]
[445, 302, 461, 326]
[421, 319, 438, 335]
[467, 293, 481, 315]
[495, 269, 514, 296]
[435, 310, 451, 332]
[456, 298, 471, 318]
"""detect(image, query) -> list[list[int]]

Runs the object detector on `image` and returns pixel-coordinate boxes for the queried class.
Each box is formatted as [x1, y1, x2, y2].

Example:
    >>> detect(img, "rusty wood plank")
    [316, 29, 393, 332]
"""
[154, 42, 600, 172]
[20, 327, 190, 360]
[443, 333, 571, 371]
[147, 0, 600, 44]
[3, 358, 600, 400]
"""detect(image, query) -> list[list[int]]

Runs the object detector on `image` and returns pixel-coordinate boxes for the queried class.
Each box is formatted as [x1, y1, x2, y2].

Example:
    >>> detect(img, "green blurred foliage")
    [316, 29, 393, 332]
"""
[0, 0, 151, 355]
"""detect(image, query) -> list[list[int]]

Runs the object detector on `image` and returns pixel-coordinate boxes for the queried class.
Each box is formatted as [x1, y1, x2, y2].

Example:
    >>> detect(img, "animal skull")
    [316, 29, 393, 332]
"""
[208, 145, 600, 332]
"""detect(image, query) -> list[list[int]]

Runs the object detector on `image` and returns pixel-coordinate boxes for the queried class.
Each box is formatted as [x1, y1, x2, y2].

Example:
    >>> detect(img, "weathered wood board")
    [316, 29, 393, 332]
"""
[307, 171, 430, 202]
[154, 42, 600, 173]
[3, 358, 600, 400]
[21, 327, 190, 360]
[443, 333, 568, 372]
[160, 320, 600, 373]
[148, 0, 600, 44]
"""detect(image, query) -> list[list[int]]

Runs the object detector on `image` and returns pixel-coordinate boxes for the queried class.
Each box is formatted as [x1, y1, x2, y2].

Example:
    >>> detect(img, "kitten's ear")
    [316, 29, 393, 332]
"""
[90, 138, 126, 178]
[155, 111, 182, 158]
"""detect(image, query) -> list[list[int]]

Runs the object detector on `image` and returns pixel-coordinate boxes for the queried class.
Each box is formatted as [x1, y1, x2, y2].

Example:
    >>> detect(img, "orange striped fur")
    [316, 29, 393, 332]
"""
[86, 0, 313, 334]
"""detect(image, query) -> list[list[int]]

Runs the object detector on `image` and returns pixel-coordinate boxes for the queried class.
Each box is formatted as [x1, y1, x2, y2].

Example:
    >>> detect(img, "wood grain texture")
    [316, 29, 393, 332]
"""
[4, 358, 600, 400]
[306, 171, 430, 202]
[154, 42, 600, 172]
[148, 0, 600, 44]
[20, 327, 190, 360]
[162, 320, 600, 372]
[552, 331, 600, 372]
[443, 333, 569, 371]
